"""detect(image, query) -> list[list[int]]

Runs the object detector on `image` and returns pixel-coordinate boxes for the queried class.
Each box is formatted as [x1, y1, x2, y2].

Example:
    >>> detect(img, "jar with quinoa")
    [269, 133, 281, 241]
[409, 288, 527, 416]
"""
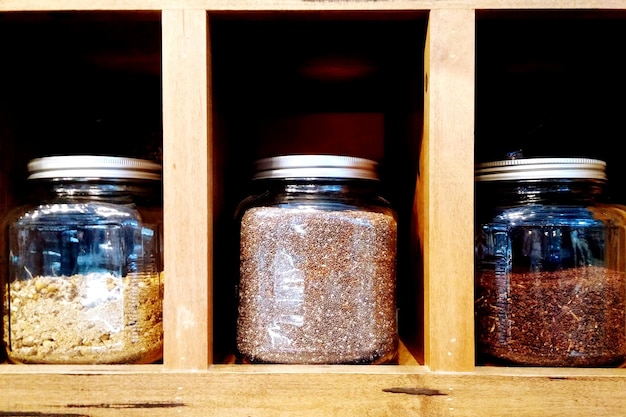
[235, 154, 398, 365]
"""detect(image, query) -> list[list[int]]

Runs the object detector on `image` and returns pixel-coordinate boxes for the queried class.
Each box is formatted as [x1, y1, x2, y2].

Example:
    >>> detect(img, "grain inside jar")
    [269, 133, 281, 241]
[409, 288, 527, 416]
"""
[2, 155, 164, 364]
[236, 155, 399, 364]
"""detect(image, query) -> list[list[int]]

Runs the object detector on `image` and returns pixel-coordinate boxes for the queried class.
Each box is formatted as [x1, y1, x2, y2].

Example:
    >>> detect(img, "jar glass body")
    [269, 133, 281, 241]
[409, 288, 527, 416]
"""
[235, 178, 398, 364]
[475, 179, 626, 367]
[2, 178, 163, 364]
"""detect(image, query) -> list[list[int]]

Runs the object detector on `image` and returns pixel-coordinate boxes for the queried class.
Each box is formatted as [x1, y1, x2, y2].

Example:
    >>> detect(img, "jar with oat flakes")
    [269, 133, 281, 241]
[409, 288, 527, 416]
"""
[2, 155, 163, 364]
[235, 154, 398, 364]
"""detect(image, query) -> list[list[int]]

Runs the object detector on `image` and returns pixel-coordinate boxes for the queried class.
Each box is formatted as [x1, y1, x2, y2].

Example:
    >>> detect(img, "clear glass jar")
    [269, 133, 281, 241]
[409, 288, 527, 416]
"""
[474, 157, 626, 367]
[2, 155, 163, 364]
[235, 154, 398, 364]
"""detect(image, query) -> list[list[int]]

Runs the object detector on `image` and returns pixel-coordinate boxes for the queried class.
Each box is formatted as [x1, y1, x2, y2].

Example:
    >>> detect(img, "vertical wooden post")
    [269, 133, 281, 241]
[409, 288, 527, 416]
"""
[161, 9, 212, 369]
[419, 8, 476, 372]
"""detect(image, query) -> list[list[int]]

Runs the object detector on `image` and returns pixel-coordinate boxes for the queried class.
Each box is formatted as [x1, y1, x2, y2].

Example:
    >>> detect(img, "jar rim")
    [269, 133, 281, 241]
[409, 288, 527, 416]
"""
[475, 157, 606, 182]
[252, 154, 380, 181]
[27, 155, 162, 181]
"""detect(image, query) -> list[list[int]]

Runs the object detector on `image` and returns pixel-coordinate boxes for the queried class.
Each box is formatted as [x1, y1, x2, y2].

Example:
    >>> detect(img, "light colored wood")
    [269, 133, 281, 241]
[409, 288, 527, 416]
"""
[2, 0, 626, 11]
[2, 365, 626, 416]
[162, 9, 212, 369]
[419, 8, 475, 372]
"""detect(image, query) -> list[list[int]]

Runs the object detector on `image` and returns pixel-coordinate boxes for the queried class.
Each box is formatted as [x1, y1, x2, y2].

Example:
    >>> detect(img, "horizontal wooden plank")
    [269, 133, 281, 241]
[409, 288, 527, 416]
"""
[1, 0, 626, 11]
[1, 365, 626, 416]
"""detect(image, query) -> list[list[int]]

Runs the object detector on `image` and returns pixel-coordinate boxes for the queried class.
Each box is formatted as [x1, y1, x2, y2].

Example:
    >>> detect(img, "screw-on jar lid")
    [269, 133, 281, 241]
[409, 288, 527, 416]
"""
[27, 155, 162, 181]
[475, 157, 607, 182]
[252, 154, 380, 180]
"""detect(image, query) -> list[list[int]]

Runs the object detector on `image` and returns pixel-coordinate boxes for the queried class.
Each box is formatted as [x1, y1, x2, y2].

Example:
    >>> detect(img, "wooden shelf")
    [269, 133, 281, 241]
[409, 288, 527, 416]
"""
[3, 364, 626, 416]
[1, 2, 626, 415]
[2, 0, 626, 11]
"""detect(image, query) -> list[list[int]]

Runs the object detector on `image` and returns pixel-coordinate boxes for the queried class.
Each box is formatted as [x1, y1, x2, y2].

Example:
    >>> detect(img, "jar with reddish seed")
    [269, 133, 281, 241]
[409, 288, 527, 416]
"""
[235, 154, 398, 364]
[475, 157, 626, 367]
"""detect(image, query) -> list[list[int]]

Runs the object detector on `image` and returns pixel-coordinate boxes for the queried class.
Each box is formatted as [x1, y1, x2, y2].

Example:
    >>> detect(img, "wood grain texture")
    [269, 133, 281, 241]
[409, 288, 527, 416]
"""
[419, 8, 475, 372]
[162, 9, 212, 369]
[2, 0, 626, 11]
[1, 366, 626, 416]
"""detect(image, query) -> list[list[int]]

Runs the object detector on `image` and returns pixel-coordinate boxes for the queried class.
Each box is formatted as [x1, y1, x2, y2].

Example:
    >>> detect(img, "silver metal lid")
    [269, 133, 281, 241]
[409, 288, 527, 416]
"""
[27, 155, 162, 181]
[475, 157, 606, 182]
[252, 154, 380, 180]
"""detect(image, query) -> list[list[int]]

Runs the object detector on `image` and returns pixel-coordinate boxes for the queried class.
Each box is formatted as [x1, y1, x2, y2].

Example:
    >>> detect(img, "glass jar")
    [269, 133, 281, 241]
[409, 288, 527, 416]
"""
[2, 155, 163, 364]
[235, 154, 398, 364]
[474, 157, 626, 367]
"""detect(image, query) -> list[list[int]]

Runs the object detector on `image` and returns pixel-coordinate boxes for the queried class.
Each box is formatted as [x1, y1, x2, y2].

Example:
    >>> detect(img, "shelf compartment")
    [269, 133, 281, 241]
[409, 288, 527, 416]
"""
[163, 9, 431, 368]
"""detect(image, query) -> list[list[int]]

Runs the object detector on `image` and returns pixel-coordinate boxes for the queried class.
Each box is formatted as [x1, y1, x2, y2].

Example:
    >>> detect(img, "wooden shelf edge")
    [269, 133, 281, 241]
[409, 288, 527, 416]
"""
[2, 0, 626, 12]
[2, 362, 625, 376]
[2, 365, 626, 416]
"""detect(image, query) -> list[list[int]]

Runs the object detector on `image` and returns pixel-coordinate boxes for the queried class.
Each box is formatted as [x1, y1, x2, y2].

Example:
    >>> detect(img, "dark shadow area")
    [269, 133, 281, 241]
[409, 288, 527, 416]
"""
[0, 11, 163, 202]
[476, 10, 626, 203]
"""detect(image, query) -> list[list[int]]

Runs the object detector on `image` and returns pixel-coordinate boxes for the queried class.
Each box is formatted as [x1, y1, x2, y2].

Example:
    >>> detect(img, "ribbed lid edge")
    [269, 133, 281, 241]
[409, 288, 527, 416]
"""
[475, 157, 606, 182]
[252, 154, 380, 180]
[27, 155, 162, 181]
